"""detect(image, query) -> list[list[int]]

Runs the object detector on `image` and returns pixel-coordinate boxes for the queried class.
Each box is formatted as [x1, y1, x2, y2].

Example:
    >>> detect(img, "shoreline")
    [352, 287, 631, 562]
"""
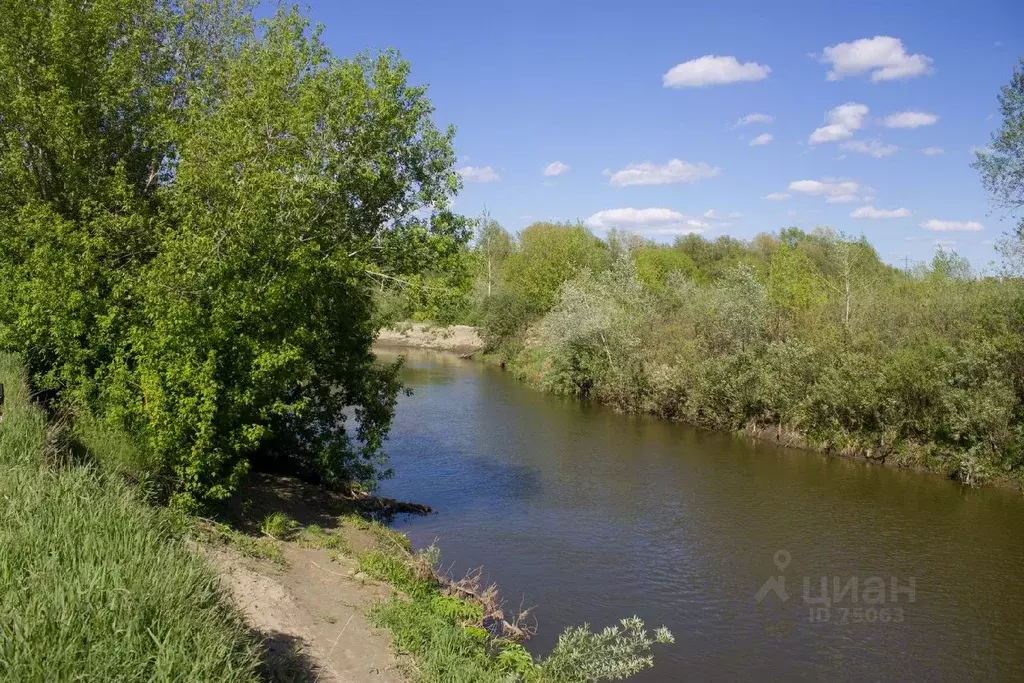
[376, 323, 1021, 493]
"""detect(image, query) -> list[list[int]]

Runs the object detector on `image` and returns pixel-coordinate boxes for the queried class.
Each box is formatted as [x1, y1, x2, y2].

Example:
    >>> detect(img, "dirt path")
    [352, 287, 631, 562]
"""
[208, 542, 404, 683]
[201, 474, 411, 682]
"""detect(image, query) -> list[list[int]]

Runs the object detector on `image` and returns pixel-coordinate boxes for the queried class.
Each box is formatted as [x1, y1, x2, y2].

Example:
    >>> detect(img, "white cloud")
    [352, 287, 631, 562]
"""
[735, 113, 774, 127]
[789, 178, 865, 203]
[884, 111, 939, 128]
[607, 159, 720, 187]
[663, 55, 771, 88]
[840, 139, 899, 158]
[921, 219, 984, 232]
[763, 192, 790, 200]
[810, 103, 869, 144]
[457, 166, 500, 183]
[820, 36, 933, 82]
[970, 145, 994, 155]
[933, 240, 956, 249]
[850, 205, 911, 219]
[585, 208, 708, 235]
[728, 211, 743, 218]
[542, 161, 570, 177]
[750, 133, 773, 146]
[922, 146, 944, 156]
[703, 209, 719, 219]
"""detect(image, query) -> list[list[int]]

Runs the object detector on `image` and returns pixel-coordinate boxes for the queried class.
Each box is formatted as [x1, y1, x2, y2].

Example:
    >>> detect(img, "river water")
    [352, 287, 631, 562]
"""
[375, 348, 1024, 681]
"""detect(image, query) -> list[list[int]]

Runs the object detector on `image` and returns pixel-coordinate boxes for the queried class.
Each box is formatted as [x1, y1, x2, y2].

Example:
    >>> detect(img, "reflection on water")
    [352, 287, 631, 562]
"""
[376, 348, 1024, 681]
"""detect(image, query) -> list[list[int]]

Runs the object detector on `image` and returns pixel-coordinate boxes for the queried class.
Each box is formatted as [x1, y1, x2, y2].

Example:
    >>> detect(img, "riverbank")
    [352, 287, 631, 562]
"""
[0, 351, 674, 681]
[377, 323, 1023, 492]
[0, 353, 447, 681]
[377, 323, 485, 356]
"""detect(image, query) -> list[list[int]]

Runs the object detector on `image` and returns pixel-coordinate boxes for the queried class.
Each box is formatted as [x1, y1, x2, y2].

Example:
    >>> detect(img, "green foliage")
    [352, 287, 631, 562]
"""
[0, 1, 468, 506]
[363, 526, 673, 683]
[0, 354, 261, 680]
[296, 523, 350, 553]
[495, 224, 1024, 489]
[538, 617, 675, 683]
[260, 511, 298, 540]
[539, 256, 656, 407]
[196, 520, 286, 565]
[359, 550, 436, 599]
[430, 595, 485, 623]
[372, 598, 509, 683]
[480, 290, 538, 351]
[502, 222, 611, 312]
[631, 244, 698, 292]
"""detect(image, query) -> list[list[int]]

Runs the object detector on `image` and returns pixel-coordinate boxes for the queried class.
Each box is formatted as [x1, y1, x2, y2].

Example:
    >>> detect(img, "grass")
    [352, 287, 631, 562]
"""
[195, 518, 287, 565]
[372, 599, 512, 683]
[355, 523, 525, 683]
[0, 354, 262, 681]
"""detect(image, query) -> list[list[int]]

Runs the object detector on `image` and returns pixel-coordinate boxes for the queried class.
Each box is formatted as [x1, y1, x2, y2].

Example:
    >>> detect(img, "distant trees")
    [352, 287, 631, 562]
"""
[502, 222, 611, 312]
[455, 218, 1024, 488]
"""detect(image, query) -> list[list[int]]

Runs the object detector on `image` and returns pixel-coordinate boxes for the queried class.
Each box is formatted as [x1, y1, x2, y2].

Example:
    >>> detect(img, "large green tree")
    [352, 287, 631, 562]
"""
[0, 0, 467, 507]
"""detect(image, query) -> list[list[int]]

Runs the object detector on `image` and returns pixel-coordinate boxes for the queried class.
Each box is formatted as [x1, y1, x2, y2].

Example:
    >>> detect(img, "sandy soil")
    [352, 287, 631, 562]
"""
[203, 475, 409, 682]
[209, 544, 402, 683]
[375, 323, 483, 355]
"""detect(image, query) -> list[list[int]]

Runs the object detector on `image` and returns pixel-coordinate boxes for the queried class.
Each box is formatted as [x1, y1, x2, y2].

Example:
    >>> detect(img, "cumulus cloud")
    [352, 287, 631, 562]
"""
[840, 139, 899, 158]
[585, 208, 708, 235]
[884, 111, 939, 128]
[933, 240, 957, 249]
[788, 178, 864, 203]
[543, 161, 570, 177]
[850, 205, 911, 219]
[735, 113, 774, 126]
[810, 103, 869, 144]
[750, 133, 773, 146]
[663, 55, 771, 88]
[457, 166, 500, 183]
[763, 192, 790, 200]
[922, 146, 944, 156]
[920, 219, 984, 232]
[820, 36, 933, 82]
[606, 159, 720, 187]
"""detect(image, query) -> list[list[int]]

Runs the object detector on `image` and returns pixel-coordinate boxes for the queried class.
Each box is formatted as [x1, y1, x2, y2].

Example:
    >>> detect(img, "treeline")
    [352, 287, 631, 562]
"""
[386, 221, 1024, 487]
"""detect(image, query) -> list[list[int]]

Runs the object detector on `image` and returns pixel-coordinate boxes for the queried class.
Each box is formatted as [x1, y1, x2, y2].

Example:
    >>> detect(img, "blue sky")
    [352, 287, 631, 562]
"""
[307, 0, 1023, 269]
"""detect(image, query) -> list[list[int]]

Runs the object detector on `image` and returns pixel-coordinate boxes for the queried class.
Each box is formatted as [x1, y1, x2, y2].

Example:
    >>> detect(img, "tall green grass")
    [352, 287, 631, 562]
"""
[0, 354, 261, 681]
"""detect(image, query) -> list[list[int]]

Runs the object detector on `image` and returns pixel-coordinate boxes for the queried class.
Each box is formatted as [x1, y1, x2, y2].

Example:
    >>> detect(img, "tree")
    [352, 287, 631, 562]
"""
[0, 1, 468, 507]
[475, 211, 514, 297]
[974, 58, 1024, 275]
[767, 243, 825, 336]
[809, 229, 882, 333]
[502, 222, 610, 313]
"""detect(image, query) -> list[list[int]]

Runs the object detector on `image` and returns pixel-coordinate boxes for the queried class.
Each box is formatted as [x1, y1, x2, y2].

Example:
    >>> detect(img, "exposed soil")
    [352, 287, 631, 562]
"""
[375, 323, 484, 356]
[203, 474, 414, 682]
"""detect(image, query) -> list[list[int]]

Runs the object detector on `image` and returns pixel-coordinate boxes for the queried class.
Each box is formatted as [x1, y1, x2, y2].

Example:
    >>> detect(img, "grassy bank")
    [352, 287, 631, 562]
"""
[0, 354, 261, 681]
[350, 518, 673, 683]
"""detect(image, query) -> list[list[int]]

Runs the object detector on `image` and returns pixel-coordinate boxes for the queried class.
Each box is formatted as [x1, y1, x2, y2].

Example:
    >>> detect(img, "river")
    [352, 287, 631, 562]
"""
[374, 348, 1024, 681]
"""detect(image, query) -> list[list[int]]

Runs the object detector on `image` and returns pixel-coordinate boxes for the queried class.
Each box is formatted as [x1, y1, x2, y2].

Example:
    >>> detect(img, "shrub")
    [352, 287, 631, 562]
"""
[0, 2, 469, 507]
